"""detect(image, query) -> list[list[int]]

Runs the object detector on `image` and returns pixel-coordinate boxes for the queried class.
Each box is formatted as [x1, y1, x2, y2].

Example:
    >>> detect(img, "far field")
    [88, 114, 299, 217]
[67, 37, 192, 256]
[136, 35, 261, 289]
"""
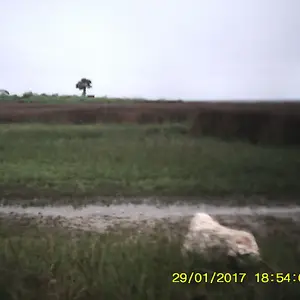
[0, 123, 299, 203]
[0, 96, 299, 203]
[0, 96, 300, 125]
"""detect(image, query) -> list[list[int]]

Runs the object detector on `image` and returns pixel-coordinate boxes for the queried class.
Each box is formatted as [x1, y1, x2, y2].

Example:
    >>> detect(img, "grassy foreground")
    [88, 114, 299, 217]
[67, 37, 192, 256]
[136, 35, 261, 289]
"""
[0, 123, 299, 202]
[0, 216, 299, 300]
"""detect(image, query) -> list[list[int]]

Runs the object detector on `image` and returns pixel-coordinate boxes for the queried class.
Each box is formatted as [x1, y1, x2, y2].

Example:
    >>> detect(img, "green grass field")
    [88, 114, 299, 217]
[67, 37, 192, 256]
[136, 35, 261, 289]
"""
[0, 215, 299, 300]
[0, 123, 299, 203]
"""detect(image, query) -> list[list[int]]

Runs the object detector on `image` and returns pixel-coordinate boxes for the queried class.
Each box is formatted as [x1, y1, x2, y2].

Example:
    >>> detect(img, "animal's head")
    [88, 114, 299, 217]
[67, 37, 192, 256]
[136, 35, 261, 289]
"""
[189, 213, 217, 230]
[234, 233, 261, 262]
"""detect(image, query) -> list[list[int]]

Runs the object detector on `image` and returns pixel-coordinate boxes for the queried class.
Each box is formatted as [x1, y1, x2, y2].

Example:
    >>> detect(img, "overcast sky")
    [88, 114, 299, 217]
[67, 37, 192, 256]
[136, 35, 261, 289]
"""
[1, 0, 300, 100]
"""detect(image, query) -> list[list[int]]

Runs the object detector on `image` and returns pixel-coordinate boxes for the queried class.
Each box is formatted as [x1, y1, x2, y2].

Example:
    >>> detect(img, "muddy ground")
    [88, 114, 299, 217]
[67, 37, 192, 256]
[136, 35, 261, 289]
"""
[0, 101, 299, 124]
[1, 202, 299, 235]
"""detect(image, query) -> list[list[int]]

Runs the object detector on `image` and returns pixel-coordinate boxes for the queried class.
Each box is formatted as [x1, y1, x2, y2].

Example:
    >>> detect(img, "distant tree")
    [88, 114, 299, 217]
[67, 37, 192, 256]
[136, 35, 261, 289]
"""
[22, 91, 33, 98]
[76, 78, 92, 97]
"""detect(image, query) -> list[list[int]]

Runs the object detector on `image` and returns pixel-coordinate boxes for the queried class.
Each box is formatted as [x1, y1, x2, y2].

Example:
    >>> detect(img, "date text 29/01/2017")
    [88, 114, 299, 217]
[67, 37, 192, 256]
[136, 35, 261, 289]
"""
[172, 272, 300, 284]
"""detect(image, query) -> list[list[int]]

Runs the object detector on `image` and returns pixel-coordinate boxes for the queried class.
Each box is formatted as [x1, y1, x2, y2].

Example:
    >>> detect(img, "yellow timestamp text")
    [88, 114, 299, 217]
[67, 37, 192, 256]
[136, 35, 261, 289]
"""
[255, 273, 300, 283]
[172, 272, 247, 284]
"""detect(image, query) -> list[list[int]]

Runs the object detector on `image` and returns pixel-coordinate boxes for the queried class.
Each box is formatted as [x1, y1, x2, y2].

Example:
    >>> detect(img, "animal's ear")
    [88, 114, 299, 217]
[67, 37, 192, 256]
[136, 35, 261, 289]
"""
[235, 235, 252, 247]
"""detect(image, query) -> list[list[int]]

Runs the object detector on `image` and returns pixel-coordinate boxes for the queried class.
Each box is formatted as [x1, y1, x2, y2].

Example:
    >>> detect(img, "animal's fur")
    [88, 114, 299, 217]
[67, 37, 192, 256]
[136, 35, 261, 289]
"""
[182, 213, 260, 261]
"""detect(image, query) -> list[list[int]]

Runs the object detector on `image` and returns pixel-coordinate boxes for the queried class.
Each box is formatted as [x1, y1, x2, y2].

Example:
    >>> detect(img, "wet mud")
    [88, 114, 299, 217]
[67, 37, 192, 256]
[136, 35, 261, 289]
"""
[0, 202, 299, 234]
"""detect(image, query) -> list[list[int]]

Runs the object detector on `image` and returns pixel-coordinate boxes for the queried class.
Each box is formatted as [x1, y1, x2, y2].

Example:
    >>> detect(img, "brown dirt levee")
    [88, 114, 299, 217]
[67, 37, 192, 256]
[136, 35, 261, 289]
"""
[0, 100, 300, 145]
[0, 102, 199, 124]
[190, 103, 300, 145]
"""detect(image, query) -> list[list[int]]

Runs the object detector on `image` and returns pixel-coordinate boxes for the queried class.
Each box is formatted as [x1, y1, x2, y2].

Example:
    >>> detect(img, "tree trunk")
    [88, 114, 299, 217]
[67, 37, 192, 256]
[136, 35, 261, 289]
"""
[82, 88, 86, 97]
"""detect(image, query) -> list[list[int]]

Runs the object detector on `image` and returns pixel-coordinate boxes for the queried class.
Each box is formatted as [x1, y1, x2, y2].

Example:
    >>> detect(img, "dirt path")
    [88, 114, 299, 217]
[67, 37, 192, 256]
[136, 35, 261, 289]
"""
[1, 202, 299, 232]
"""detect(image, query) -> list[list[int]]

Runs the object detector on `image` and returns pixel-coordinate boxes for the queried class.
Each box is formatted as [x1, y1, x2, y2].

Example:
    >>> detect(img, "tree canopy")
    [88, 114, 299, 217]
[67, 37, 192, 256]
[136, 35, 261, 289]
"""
[76, 78, 92, 96]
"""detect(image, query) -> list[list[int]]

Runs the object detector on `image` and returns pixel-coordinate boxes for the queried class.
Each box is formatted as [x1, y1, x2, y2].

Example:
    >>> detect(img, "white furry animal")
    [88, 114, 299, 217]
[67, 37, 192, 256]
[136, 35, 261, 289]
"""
[182, 213, 260, 261]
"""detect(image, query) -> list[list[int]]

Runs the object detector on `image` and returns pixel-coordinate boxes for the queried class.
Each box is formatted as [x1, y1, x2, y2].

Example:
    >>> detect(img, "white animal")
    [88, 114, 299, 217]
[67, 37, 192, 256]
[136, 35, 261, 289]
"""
[182, 213, 260, 261]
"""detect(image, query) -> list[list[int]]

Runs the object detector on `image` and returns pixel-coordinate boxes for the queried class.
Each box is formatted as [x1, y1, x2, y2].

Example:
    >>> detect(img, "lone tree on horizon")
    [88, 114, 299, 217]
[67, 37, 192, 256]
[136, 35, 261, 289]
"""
[76, 78, 92, 96]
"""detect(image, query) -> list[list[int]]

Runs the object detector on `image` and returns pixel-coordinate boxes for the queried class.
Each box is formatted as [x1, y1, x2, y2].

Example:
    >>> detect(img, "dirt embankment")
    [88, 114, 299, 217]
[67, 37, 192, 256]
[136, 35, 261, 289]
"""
[0, 102, 199, 124]
[190, 107, 300, 145]
[0, 101, 300, 145]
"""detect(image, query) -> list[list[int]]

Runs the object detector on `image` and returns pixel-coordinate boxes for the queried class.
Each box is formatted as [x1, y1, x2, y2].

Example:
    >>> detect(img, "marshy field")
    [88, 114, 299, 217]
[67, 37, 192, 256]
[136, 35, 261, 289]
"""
[0, 95, 300, 299]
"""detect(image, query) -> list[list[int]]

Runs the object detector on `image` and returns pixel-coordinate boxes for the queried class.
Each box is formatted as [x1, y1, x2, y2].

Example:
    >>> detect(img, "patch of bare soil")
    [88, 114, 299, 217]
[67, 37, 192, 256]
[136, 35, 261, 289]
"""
[0, 101, 299, 125]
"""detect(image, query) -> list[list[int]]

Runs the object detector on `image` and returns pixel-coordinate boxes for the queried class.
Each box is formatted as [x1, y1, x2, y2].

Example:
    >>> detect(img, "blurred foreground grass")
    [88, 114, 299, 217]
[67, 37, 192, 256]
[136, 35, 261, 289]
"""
[0, 215, 299, 300]
[0, 123, 299, 203]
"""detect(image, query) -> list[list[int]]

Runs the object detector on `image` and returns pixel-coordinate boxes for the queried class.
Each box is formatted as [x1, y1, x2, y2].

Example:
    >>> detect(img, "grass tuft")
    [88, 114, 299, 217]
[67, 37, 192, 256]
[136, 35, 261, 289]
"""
[0, 216, 299, 300]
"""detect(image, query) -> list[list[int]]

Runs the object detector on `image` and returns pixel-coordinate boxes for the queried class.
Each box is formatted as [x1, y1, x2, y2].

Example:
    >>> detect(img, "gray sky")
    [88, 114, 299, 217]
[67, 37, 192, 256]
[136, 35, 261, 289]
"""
[1, 0, 300, 100]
